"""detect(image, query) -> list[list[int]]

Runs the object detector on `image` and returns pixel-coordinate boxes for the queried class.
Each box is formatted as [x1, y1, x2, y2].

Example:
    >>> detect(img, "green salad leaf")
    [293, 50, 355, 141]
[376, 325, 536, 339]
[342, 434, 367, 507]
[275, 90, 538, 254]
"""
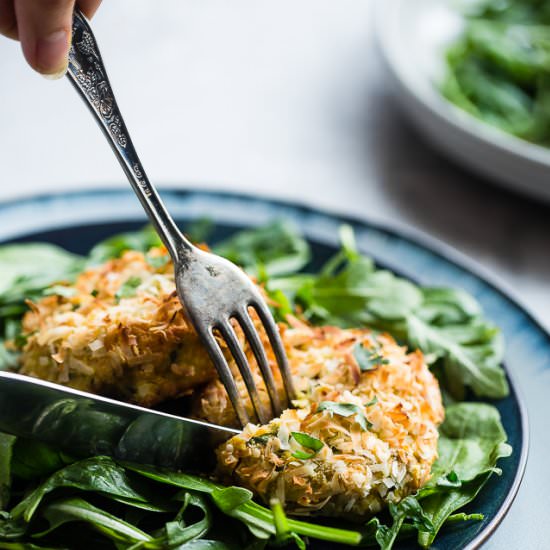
[35, 497, 153, 545]
[442, 0, 550, 146]
[415, 402, 511, 547]
[265, 225, 508, 400]
[87, 226, 162, 264]
[213, 220, 311, 277]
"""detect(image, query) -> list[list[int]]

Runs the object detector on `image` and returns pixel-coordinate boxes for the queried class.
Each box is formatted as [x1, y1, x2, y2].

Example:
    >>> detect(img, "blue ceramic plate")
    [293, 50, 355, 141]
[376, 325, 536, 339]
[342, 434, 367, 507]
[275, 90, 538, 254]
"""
[0, 190, 534, 549]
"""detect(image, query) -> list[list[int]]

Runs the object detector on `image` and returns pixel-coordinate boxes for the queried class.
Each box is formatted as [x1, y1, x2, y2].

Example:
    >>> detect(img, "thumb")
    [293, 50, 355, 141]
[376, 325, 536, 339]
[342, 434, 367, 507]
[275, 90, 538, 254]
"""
[15, 0, 75, 78]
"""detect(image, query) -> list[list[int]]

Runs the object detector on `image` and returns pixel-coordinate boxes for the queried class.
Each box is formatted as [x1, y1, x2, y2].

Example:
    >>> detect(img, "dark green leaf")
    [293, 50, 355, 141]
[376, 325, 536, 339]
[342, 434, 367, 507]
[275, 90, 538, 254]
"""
[417, 474, 492, 548]
[0, 434, 16, 510]
[34, 497, 153, 545]
[11, 439, 73, 481]
[165, 492, 211, 546]
[11, 457, 149, 522]
[375, 496, 433, 550]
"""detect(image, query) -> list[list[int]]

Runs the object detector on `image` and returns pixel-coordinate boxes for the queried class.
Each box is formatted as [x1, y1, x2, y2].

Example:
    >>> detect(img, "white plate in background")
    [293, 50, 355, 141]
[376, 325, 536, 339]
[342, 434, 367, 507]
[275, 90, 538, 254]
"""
[375, 0, 550, 202]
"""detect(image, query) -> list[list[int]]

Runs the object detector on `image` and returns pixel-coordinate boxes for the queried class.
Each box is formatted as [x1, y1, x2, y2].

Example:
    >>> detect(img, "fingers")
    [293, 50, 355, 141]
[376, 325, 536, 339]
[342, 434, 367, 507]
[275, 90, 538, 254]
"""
[14, 0, 75, 78]
[78, 0, 102, 19]
[0, 0, 17, 40]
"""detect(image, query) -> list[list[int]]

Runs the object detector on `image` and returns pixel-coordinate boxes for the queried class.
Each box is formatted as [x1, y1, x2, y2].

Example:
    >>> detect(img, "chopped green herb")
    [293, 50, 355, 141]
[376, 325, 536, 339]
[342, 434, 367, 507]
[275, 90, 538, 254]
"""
[145, 253, 170, 269]
[90, 289, 99, 298]
[115, 277, 142, 302]
[248, 435, 271, 446]
[353, 343, 389, 372]
[317, 401, 375, 431]
[290, 432, 324, 459]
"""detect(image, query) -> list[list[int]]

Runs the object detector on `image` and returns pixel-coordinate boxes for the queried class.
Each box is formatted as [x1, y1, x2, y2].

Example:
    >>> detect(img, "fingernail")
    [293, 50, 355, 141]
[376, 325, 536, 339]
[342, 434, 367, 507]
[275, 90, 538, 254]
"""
[36, 29, 69, 79]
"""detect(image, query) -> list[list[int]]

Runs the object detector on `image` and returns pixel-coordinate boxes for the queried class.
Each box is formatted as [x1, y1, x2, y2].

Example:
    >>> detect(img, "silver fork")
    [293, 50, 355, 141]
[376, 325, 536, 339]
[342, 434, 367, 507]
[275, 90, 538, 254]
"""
[65, 9, 295, 427]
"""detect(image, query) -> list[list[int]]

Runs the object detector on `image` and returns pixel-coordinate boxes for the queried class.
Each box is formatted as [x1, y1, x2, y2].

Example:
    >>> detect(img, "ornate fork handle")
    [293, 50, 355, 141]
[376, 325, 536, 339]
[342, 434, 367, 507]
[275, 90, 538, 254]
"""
[66, 10, 191, 262]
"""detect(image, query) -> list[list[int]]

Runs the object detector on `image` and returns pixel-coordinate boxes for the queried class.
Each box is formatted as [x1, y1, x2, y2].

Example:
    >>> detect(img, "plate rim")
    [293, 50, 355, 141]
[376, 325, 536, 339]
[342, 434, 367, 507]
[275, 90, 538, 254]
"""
[0, 187, 530, 549]
[373, 0, 550, 200]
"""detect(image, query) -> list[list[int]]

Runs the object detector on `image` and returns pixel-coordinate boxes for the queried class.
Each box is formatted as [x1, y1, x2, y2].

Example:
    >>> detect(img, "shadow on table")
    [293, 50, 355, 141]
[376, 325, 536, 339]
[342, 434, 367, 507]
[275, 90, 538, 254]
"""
[363, 93, 550, 289]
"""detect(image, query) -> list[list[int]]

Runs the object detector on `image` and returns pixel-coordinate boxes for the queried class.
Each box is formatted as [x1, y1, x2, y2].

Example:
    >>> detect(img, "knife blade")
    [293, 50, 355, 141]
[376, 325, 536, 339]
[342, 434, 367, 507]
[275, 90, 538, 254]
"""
[0, 371, 239, 471]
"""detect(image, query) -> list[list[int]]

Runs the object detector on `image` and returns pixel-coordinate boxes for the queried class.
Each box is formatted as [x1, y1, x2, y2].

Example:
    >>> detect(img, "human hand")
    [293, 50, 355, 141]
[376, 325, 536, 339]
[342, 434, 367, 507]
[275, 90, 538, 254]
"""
[0, 0, 102, 78]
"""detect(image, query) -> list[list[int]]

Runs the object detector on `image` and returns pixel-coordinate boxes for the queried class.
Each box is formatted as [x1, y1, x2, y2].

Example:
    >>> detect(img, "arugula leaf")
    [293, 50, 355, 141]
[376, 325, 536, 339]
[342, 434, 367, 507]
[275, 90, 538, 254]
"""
[214, 220, 311, 277]
[0, 244, 83, 302]
[317, 401, 375, 431]
[87, 226, 162, 264]
[270, 230, 508, 399]
[375, 496, 434, 550]
[407, 314, 508, 400]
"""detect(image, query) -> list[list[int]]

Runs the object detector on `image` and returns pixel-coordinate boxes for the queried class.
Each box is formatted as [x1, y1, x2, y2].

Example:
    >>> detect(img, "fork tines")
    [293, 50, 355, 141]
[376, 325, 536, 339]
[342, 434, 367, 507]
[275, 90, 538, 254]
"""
[201, 301, 296, 428]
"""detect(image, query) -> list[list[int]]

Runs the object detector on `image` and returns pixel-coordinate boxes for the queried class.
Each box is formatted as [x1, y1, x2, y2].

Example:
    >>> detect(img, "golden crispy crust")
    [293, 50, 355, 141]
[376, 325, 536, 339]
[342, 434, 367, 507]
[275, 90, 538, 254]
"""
[215, 323, 444, 517]
[20, 249, 217, 405]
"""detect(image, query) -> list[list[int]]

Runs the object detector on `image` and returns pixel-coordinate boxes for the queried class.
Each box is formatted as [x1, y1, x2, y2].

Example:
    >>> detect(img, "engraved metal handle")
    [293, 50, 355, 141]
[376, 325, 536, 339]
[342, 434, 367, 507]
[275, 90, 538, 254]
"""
[66, 9, 192, 261]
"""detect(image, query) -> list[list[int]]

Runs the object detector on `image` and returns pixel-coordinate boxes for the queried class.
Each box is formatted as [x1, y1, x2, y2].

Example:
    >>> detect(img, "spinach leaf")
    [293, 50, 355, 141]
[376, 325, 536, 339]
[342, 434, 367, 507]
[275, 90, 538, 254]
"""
[442, 0, 550, 146]
[11, 457, 149, 522]
[416, 402, 511, 547]
[213, 220, 311, 277]
[417, 475, 491, 548]
[0, 435, 15, 511]
[34, 497, 153, 545]
[429, 402, 512, 483]
[11, 439, 73, 481]
[375, 496, 434, 550]
[125, 463, 362, 547]
[164, 492, 211, 546]
[0, 244, 84, 372]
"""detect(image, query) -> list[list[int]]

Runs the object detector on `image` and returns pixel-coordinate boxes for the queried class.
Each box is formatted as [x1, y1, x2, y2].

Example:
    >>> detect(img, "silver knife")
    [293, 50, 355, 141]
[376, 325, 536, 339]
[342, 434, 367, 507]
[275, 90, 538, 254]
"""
[0, 371, 239, 471]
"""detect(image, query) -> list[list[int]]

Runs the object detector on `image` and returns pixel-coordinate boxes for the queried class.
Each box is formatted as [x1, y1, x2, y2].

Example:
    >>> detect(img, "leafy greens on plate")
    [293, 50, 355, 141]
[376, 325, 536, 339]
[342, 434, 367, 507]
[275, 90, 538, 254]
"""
[0, 220, 512, 549]
[442, 0, 550, 146]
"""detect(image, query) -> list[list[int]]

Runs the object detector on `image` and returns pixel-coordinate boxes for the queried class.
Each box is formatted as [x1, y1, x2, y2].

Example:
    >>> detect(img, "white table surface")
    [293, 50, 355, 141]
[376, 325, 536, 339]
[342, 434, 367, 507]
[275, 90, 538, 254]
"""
[0, 1, 548, 548]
